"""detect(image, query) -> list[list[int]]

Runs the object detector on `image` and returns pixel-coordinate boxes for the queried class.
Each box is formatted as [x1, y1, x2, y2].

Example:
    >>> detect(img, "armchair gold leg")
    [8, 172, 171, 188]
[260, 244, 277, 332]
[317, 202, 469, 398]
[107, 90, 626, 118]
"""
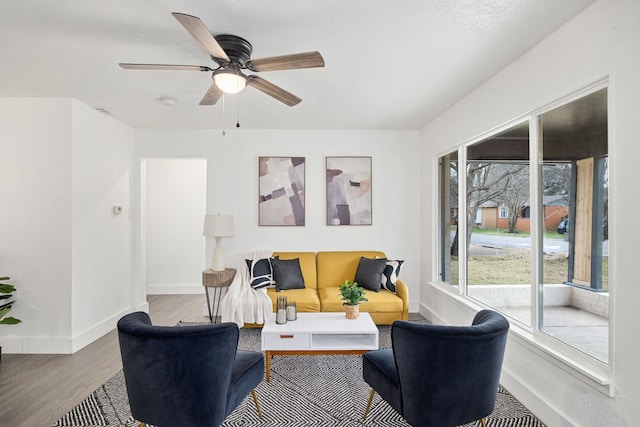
[481, 418, 487, 427]
[251, 390, 263, 420]
[363, 388, 376, 420]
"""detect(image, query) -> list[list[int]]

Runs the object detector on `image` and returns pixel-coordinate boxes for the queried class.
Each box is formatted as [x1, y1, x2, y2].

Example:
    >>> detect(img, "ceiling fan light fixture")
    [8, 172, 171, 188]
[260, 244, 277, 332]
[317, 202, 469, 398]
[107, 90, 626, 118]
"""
[213, 70, 246, 94]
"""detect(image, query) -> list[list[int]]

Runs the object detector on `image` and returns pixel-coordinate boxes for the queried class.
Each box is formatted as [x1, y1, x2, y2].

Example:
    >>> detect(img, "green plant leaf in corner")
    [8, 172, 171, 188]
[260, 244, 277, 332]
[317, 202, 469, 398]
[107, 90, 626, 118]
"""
[0, 276, 21, 324]
[0, 284, 16, 294]
[0, 316, 21, 325]
[0, 306, 12, 319]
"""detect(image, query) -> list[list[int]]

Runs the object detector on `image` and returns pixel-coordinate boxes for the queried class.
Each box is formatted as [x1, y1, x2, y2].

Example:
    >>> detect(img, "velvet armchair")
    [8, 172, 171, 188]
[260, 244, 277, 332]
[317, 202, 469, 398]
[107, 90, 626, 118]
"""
[363, 309, 509, 427]
[117, 311, 264, 427]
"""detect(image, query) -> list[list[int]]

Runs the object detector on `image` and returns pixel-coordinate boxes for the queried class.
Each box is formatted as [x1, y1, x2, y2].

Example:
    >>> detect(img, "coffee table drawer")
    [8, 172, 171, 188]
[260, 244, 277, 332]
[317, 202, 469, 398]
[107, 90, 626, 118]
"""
[262, 332, 310, 350]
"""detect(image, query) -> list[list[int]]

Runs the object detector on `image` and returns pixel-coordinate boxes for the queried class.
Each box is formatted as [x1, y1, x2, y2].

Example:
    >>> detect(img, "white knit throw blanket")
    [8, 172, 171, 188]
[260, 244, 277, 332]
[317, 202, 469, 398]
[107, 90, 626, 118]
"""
[220, 250, 273, 327]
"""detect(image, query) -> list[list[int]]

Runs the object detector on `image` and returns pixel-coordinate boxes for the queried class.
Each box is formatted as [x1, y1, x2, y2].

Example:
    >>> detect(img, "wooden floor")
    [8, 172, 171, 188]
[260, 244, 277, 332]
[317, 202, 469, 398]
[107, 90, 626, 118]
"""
[0, 294, 207, 427]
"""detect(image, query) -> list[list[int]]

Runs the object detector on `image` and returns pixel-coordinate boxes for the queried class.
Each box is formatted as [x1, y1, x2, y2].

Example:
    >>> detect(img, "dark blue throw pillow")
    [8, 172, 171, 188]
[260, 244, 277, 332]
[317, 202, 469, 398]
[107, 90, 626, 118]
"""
[354, 257, 387, 292]
[272, 257, 305, 291]
[245, 257, 277, 289]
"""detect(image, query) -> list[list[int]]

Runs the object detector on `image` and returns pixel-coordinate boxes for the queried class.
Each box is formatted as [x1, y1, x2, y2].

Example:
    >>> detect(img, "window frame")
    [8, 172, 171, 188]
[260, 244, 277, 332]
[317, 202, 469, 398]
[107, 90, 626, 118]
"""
[433, 79, 612, 395]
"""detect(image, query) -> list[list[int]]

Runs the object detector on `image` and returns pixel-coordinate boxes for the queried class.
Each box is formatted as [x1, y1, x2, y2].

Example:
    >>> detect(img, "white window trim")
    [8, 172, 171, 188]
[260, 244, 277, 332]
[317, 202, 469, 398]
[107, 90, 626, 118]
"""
[433, 78, 612, 396]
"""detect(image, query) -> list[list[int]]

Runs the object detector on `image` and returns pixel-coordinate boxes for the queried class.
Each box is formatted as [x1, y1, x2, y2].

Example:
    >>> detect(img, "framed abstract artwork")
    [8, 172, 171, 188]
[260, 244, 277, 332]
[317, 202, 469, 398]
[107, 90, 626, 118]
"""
[258, 156, 305, 226]
[326, 156, 372, 225]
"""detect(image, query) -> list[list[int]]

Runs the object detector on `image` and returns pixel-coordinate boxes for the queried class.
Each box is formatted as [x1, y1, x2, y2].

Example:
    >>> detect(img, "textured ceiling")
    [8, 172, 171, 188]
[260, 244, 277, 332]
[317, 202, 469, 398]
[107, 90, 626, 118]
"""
[0, 0, 596, 130]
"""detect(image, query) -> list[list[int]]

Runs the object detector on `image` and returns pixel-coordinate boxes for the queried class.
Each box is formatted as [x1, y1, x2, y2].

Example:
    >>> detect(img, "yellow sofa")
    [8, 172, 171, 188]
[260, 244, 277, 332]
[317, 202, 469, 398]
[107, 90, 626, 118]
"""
[265, 251, 409, 325]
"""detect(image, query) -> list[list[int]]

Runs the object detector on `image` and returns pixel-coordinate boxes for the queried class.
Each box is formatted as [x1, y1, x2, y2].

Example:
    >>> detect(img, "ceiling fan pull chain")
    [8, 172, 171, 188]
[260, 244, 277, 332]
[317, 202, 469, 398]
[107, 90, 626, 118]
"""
[236, 92, 241, 128]
[221, 94, 226, 136]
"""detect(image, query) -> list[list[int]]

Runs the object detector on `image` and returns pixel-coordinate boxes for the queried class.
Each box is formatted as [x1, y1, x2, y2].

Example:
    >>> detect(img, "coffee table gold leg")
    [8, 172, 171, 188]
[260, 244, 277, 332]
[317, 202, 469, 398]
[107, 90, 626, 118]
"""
[266, 351, 271, 382]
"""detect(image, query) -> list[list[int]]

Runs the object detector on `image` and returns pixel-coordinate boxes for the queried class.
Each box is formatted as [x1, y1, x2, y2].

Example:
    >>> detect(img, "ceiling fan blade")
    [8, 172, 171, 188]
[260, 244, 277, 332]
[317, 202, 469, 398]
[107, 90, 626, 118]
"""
[171, 12, 230, 61]
[199, 83, 224, 105]
[247, 51, 325, 72]
[247, 76, 301, 106]
[119, 63, 213, 72]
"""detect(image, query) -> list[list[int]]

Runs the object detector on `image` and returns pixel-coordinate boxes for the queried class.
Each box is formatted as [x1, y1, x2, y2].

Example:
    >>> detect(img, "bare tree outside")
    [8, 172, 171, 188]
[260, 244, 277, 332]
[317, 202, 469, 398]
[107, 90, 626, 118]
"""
[451, 162, 527, 256]
[494, 164, 529, 233]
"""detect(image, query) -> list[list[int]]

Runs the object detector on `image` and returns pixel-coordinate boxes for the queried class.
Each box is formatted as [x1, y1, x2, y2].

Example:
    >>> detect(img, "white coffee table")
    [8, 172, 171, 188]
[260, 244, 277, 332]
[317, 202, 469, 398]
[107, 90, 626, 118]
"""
[261, 312, 379, 381]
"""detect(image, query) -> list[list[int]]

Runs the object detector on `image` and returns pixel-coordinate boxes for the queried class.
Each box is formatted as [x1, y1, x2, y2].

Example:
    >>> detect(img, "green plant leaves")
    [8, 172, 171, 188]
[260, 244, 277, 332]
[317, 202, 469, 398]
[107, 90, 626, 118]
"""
[0, 283, 16, 294]
[338, 280, 368, 305]
[0, 316, 21, 325]
[0, 276, 21, 324]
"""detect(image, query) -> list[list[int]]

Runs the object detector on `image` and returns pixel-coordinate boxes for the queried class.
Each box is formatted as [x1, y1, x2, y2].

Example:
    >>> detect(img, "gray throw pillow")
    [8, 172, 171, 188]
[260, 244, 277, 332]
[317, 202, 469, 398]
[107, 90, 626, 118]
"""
[355, 257, 387, 292]
[272, 258, 305, 291]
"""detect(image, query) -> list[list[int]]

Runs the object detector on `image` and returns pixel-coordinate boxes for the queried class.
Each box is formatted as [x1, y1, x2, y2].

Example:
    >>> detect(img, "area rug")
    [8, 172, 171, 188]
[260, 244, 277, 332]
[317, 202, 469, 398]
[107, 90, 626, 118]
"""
[52, 325, 546, 427]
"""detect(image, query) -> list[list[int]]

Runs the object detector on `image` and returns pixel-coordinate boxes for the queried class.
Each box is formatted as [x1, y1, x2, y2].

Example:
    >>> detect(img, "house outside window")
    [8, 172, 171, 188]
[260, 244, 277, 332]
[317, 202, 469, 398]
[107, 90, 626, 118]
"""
[498, 206, 508, 218]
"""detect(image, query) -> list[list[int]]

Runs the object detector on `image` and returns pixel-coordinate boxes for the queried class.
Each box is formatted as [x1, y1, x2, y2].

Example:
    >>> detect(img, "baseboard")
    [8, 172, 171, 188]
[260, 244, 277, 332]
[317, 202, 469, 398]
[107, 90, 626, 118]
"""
[1, 303, 151, 355]
[420, 302, 454, 325]
[147, 284, 205, 295]
[500, 367, 576, 426]
[71, 306, 132, 353]
[0, 335, 73, 354]
[136, 300, 150, 312]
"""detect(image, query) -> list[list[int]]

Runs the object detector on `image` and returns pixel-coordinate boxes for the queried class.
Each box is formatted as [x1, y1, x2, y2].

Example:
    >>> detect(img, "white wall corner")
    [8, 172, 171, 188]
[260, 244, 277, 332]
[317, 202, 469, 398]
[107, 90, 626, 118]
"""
[70, 307, 133, 353]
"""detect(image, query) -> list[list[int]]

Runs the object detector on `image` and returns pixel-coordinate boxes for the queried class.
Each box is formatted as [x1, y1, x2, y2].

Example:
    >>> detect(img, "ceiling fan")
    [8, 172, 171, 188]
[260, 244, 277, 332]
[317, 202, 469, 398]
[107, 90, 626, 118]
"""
[119, 12, 325, 107]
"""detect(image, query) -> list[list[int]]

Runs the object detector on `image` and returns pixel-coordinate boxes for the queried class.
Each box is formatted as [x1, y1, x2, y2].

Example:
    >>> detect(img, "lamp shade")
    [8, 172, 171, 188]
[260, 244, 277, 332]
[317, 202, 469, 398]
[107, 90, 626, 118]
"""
[203, 214, 235, 237]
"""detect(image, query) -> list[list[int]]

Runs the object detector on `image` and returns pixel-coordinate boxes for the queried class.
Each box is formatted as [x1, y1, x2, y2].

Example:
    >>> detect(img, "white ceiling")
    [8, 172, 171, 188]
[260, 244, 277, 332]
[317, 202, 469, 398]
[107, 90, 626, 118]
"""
[0, 0, 596, 130]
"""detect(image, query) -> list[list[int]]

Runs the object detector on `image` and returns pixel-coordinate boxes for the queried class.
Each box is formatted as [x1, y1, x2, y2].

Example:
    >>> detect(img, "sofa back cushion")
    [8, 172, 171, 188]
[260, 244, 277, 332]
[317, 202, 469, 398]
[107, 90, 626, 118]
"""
[317, 251, 386, 289]
[272, 252, 317, 290]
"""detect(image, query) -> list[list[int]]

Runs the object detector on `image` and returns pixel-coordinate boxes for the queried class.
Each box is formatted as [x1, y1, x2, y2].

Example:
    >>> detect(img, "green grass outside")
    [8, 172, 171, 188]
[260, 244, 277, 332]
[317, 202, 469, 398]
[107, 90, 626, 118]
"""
[469, 227, 562, 240]
[450, 253, 609, 291]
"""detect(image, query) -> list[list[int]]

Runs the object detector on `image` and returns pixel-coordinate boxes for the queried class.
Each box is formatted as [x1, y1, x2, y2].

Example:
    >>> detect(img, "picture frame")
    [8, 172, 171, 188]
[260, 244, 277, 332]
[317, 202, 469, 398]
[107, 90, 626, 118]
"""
[258, 156, 305, 226]
[326, 156, 372, 225]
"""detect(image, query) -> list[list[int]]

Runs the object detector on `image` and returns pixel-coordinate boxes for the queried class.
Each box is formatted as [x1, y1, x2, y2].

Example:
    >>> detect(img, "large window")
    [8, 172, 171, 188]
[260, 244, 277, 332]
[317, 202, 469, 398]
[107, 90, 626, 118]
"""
[540, 88, 609, 362]
[465, 121, 532, 326]
[438, 86, 609, 364]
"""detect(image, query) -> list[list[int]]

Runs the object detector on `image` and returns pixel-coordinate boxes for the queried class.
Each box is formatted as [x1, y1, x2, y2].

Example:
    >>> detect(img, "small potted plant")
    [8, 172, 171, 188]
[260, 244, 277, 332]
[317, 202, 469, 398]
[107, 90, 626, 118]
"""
[0, 276, 21, 361]
[338, 280, 368, 319]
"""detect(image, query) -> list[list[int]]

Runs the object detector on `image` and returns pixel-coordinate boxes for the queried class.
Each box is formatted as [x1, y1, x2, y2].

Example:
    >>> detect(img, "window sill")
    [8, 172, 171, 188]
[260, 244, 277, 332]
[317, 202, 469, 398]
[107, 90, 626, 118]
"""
[428, 281, 613, 397]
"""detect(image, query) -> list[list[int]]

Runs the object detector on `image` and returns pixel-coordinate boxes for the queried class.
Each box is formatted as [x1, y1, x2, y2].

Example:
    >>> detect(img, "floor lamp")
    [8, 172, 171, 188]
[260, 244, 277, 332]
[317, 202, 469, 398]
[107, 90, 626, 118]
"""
[203, 214, 235, 271]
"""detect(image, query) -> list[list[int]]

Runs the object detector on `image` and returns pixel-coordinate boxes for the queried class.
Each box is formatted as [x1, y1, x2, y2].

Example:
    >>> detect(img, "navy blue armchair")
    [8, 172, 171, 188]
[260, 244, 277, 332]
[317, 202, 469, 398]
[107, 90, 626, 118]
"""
[363, 309, 509, 427]
[117, 311, 264, 427]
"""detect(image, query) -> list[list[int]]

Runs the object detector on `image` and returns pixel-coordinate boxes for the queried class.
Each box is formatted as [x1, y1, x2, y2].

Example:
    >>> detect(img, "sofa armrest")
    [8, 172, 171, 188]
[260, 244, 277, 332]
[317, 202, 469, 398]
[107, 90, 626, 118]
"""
[395, 279, 409, 320]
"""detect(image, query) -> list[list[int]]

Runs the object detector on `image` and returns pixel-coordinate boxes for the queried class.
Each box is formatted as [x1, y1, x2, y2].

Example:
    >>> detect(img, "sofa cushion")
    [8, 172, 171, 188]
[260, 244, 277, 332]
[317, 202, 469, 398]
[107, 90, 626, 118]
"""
[318, 286, 404, 313]
[381, 260, 404, 293]
[272, 257, 305, 291]
[266, 288, 321, 312]
[272, 252, 317, 289]
[245, 257, 276, 289]
[316, 251, 386, 289]
[355, 257, 387, 292]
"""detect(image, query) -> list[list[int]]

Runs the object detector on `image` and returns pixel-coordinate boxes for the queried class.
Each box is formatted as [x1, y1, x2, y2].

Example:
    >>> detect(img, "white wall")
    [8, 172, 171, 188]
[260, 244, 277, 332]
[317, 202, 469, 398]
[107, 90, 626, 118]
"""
[0, 98, 135, 354]
[420, 0, 640, 425]
[0, 98, 73, 353]
[144, 158, 207, 294]
[135, 129, 422, 311]
[70, 100, 135, 351]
